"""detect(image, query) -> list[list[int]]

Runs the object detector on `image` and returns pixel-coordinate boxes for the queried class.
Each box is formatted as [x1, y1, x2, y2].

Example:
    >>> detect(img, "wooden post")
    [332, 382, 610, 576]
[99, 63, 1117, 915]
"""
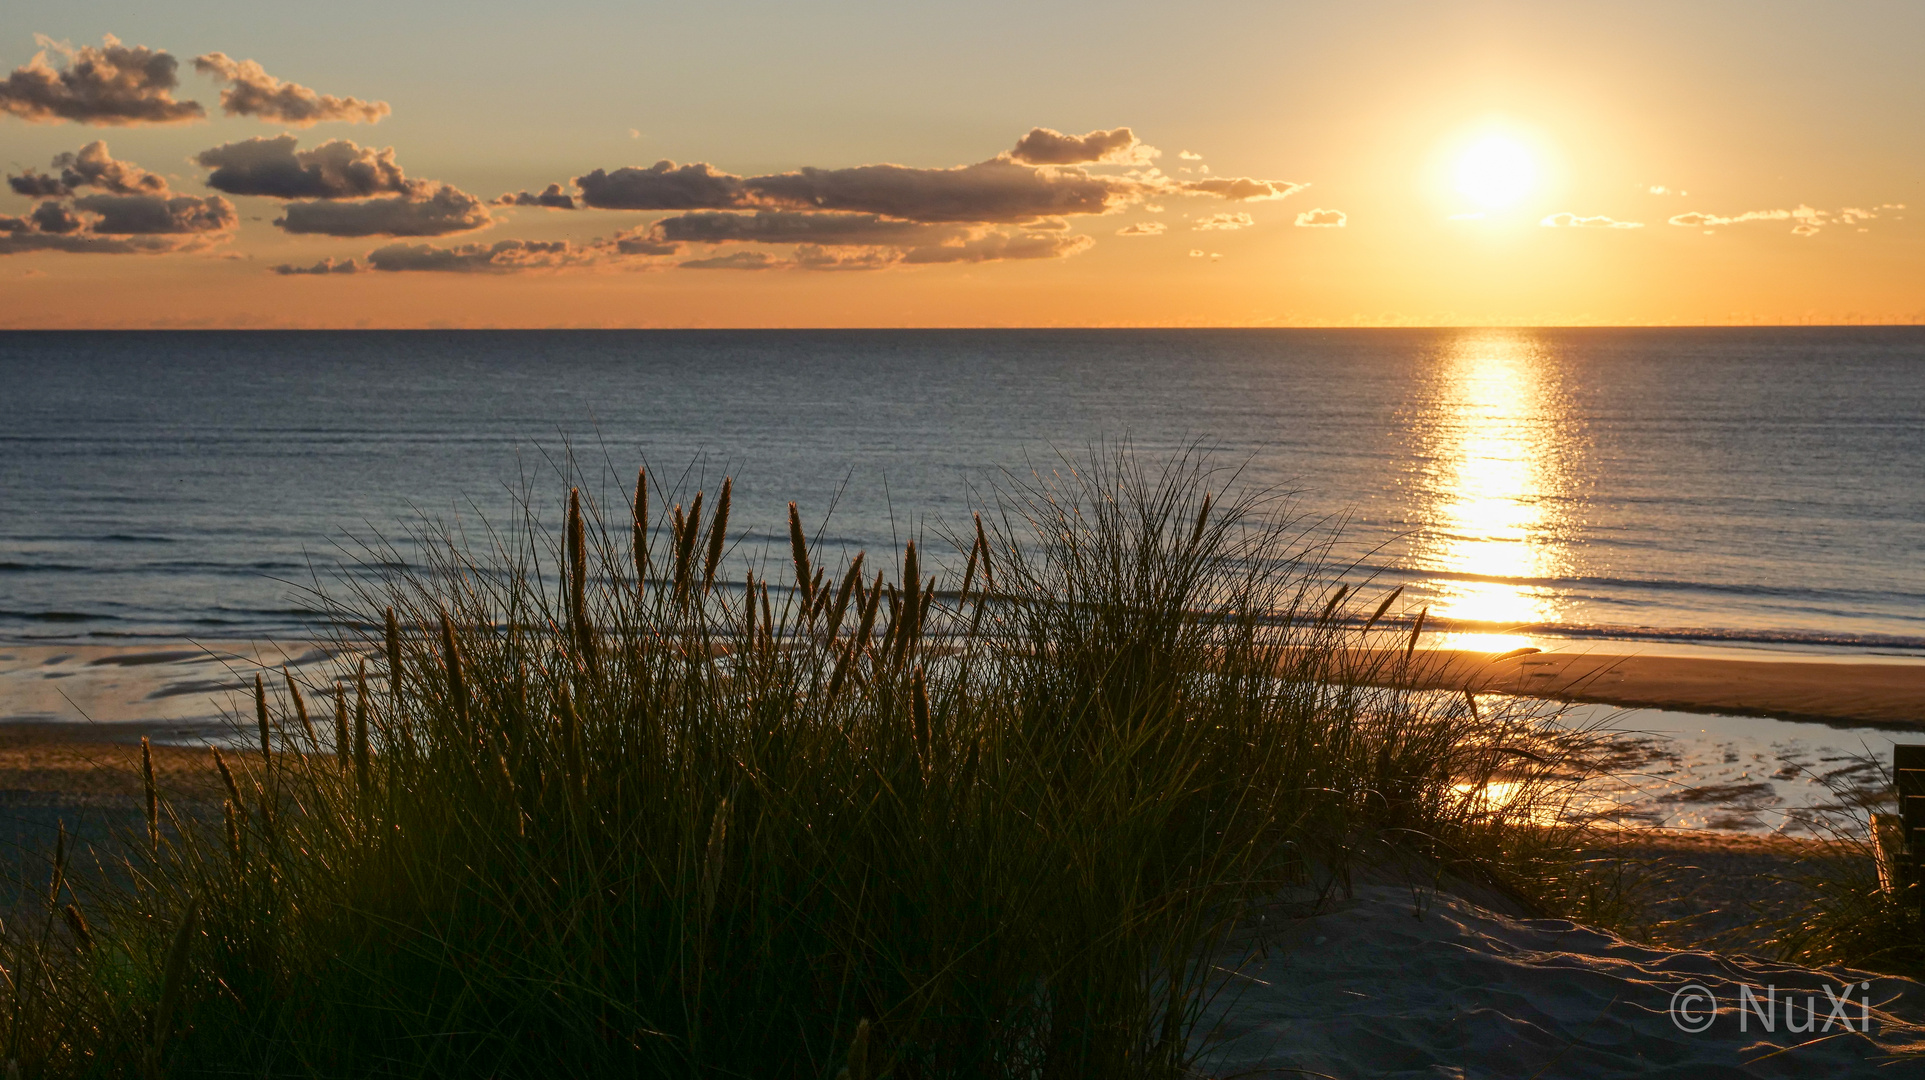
[1894, 744, 1925, 923]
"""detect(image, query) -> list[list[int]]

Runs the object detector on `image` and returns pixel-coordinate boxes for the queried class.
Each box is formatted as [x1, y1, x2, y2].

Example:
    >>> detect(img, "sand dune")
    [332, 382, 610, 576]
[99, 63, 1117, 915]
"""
[1196, 883, 1925, 1078]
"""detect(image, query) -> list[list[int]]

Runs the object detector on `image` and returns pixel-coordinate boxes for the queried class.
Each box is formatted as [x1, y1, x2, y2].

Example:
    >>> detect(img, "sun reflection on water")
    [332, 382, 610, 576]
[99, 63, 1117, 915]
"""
[1409, 332, 1581, 651]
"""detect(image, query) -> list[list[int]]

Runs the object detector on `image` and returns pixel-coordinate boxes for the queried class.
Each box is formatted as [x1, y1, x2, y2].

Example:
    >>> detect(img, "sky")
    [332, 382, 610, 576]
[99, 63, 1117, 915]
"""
[1, 0, 1920, 328]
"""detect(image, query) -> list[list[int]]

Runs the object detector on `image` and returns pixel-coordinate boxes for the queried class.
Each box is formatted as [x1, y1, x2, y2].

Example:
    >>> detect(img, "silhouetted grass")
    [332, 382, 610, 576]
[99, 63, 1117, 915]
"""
[7, 448, 1610, 1078]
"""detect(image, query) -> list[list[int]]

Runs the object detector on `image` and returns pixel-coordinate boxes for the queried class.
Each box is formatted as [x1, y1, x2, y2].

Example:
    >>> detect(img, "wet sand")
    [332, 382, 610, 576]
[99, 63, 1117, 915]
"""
[1414, 648, 1925, 727]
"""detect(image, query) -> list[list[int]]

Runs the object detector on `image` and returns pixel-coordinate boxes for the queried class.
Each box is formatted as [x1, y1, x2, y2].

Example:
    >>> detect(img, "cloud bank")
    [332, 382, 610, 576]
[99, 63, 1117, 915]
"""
[277, 184, 490, 237]
[494, 183, 577, 210]
[197, 135, 411, 199]
[192, 53, 389, 126]
[0, 35, 204, 125]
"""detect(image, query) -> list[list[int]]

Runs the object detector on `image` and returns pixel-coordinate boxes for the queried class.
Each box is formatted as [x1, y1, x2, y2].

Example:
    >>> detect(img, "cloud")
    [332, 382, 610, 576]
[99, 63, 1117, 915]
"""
[680, 250, 777, 271]
[1193, 211, 1253, 231]
[1189, 249, 1204, 257]
[1169, 176, 1304, 201]
[72, 193, 236, 234]
[272, 256, 361, 275]
[275, 183, 491, 237]
[650, 209, 965, 247]
[494, 183, 577, 210]
[1667, 206, 1823, 230]
[610, 228, 680, 256]
[365, 239, 592, 273]
[574, 161, 752, 210]
[30, 200, 82, 234]
[0, 35, 204, 125]
[0, 231, 210, 255]
[196, 135, 411, 199]
[1539, 212, 1641, 229]
[748, 159, 1132, 223]
[1116, 221, 1165, 235]
[1007, 126, 1148, 165]
[1791, 223, 1820, 237]
[1177, 150, 1202, 161]
[791, 244, 900, 271]
[1294, 208, 1346, 228]
[191, 53, 389, 126]
[577, 156, 1135, 223]
[9, 140, 171, 198]
[900, 231, 1093, 264]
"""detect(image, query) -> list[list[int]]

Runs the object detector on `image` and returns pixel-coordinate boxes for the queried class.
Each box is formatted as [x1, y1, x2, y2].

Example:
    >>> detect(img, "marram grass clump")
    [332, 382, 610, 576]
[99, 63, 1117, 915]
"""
[6, 450, 1606, 1079]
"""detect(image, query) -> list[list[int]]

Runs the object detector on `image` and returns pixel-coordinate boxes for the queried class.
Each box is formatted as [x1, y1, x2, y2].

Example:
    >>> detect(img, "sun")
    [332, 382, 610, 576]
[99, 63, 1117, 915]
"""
[1454, 135, 1537, 209]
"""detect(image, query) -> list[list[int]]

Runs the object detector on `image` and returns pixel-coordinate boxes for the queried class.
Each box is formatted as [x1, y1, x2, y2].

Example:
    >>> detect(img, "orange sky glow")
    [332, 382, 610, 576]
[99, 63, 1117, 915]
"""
[3, 2, 1919, 328]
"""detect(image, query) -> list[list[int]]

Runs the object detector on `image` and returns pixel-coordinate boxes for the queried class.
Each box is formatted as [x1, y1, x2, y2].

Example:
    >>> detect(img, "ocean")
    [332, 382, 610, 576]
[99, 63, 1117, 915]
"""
[3, 327, 1922, 655]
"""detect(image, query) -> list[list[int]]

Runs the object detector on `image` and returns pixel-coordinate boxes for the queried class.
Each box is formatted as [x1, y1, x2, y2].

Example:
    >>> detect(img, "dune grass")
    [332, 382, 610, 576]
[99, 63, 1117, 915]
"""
[5, 449, 1610, 1078]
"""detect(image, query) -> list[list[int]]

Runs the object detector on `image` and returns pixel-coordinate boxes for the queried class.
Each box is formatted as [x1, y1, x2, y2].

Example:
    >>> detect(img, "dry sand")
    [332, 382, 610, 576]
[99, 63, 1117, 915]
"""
[1194, 880, 1925, 1078]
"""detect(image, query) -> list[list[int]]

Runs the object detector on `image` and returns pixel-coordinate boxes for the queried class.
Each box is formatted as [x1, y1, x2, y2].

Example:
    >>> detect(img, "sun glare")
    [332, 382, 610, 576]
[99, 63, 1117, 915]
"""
[1454, 136, 1537, 209]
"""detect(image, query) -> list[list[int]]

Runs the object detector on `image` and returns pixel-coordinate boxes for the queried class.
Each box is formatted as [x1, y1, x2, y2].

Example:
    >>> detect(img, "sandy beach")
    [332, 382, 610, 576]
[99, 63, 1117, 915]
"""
[1415, 647, 1925, 728]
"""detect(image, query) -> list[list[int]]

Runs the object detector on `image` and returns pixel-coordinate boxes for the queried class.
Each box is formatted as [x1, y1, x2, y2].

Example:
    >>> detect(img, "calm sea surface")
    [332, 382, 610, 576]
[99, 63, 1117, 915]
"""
[2, 328, 1922, 654]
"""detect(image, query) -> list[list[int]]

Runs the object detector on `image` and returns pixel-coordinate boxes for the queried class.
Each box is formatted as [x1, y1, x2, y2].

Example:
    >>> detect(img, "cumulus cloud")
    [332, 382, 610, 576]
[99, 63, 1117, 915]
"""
[275, 183, 491, 237]
[72, 193, 236, 234]
[1539, 212, 1641, 229]
[680, 250, 777, 271]
[1294, 208, 1345, 228]
[1116, 221, 1165, 235]
[1178, 150, 1202, 161]
[494, 183, 576, 210]
[577, 157, 1134, 223]
[196, 135, 410, 199]
[650, 209, 964, 247]
[191, 53, 389, 126]
[574, 161, 751, 211]
[8, 140, 168, 197]
[272, 256, 361, 275]
[749, 159, 1132, 223]
[365, 239, 593, 272]
[900, 231, 1093, 264]
[0, 35, 204, 125]
[31, 201, 82, 234]
[1007, 126, 1148, 165]
[1171, 176, 1303, 201]
[1193, 211, 1253, 231]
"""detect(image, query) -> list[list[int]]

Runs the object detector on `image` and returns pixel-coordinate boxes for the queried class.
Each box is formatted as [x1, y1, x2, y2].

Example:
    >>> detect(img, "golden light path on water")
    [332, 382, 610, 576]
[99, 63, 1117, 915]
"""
[1408, 331, 1582, 653]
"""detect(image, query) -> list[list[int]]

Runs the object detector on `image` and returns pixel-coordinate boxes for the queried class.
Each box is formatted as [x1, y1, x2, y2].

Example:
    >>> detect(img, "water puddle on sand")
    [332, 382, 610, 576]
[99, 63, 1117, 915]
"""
[1550, 702, 1903, 835]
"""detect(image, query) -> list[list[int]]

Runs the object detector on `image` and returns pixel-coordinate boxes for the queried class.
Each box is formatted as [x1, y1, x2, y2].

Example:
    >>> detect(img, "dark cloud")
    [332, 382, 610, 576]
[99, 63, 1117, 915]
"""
[366, 239, 585, 273]
[611, 229, 680, 256]
[191, 53, 389, 126]
[746, 159, 1129, 223]
[575, 161, 751, 211]
[651, 209, 964, 247]
[196, 135, 412, 199]
[494, 183, 576, 210]
[8, 140, 169, 198]
[0, 35, 204, 125]
[31, 200, 83, 234]
[1171, 176, 1304, 201]
[272, 257, 361, 275]
[72, 193, 236, 234]
[0, 214, 29, 232]
[0, 231, 207, 255]
[577, 157, 1132, 223]
[276, 183, 491, 237]
[901, 231, 1093, 264]
[1007, 126, 1145, 165]
[1115, 221, 1165, 236]
[679, 250, 778, 271]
